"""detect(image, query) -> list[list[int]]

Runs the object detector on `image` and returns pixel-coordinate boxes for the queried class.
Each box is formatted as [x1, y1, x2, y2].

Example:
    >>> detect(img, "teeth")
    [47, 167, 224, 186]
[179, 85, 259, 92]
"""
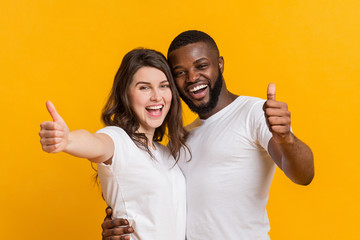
[146, 105, 163, 110]
[189, 84, 207, 93]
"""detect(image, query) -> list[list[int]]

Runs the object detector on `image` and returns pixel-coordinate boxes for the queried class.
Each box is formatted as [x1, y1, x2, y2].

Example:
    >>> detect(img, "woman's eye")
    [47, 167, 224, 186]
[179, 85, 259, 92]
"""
[161, 84, 170, 88]
[139, 86, 149, 90]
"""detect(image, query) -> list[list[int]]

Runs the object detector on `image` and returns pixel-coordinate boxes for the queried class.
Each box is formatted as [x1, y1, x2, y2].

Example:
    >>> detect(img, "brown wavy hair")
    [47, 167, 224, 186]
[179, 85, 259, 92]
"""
[102, 48, 189, 161]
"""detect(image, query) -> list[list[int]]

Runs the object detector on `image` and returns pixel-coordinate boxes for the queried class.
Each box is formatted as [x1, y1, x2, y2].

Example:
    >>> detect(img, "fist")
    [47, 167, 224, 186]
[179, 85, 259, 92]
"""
[39, 101, 69, 153]
[263, 83, 292, 144]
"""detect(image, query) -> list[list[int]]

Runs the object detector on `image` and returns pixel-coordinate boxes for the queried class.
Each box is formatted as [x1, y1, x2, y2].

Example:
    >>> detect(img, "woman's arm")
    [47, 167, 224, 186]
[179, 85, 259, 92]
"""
[39, 101, 114, 163]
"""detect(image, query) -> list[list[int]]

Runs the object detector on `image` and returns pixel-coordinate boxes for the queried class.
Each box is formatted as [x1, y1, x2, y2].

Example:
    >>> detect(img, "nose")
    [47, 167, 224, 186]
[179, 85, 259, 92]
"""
[150, 89, 162, 102]
[187, 70, 200, 83]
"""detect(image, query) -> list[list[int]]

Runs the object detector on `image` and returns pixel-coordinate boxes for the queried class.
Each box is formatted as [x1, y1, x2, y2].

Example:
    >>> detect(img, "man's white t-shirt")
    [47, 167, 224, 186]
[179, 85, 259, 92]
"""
[97, 126, 186, 240]
[178, 96, 276, 240]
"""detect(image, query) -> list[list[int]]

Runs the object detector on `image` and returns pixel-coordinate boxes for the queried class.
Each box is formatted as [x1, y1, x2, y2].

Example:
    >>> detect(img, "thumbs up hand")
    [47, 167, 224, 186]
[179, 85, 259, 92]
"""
[39, 101, 69, 153]
[263, 83, 292, 144]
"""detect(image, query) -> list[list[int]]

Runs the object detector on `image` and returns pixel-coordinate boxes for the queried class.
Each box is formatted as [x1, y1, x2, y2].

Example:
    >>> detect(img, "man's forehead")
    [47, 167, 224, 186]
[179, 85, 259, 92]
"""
[168, 42, 217, 64]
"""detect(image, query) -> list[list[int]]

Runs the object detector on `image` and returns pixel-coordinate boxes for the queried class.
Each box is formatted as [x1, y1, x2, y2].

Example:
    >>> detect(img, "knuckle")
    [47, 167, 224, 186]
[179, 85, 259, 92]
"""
[120, 218, 129, 225]
[266, 108, 273, 115]
[102, 230, 108, 238]
[111, 219, 117, 226]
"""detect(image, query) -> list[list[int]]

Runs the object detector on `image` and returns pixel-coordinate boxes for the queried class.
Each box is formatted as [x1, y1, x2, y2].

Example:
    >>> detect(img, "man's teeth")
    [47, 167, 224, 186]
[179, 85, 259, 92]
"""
[189, 84, 207, 93]
[146, 105, 163, 110]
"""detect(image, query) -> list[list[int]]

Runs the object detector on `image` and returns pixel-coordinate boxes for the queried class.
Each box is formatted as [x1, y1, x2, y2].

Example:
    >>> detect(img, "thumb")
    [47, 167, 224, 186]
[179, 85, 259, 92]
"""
[267, 83, 276, 101]
[46, 100, 63, 122]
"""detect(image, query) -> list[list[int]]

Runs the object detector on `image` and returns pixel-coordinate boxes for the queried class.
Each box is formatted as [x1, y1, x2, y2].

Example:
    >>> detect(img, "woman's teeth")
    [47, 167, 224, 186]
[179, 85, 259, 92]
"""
[146, 105, 163, 110]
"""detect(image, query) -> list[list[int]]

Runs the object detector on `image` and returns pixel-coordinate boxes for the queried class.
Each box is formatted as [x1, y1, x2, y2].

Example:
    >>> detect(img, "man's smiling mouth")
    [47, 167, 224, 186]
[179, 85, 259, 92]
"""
[189, 84, 208, 94]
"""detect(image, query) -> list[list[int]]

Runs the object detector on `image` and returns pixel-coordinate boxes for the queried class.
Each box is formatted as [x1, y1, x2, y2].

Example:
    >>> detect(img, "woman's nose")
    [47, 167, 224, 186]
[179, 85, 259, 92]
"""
[150, 89, 162, 101]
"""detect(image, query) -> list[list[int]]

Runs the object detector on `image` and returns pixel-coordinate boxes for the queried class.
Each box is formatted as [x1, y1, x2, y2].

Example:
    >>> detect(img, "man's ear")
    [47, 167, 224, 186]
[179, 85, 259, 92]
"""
[219, 56, 224, 73]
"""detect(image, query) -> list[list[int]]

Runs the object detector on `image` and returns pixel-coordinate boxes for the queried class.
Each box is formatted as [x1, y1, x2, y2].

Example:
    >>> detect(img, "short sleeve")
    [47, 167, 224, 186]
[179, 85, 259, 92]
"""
[249, 100, 273, 153]
[96, 126, 129, 172]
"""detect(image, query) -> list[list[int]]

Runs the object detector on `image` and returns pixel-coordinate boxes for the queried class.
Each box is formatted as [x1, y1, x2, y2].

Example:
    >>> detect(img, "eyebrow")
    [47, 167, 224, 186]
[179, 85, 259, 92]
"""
[172, 57, 208, 71]
[135, 80, 169, 86]
[194, 57, 208, 63]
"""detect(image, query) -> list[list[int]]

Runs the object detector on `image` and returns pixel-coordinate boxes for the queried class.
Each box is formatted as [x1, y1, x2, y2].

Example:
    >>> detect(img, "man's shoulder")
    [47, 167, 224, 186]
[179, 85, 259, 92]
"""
[229, 96, 266, 115]
[239, 95, 265, 105]
[185, 117, 201, 132]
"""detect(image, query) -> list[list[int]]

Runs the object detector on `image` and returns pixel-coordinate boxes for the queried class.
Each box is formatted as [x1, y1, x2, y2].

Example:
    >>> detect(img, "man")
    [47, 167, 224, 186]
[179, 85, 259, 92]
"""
[101, 30, 314, 240]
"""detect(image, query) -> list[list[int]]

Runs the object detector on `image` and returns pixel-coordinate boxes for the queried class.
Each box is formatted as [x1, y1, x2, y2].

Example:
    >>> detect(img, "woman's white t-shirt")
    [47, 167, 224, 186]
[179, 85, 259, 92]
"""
[96, 126, 186, 240]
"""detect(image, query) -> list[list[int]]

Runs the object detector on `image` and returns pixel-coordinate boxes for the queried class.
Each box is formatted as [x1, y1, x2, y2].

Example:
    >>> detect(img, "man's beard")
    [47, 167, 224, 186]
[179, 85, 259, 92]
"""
[179, 68, 223, 115]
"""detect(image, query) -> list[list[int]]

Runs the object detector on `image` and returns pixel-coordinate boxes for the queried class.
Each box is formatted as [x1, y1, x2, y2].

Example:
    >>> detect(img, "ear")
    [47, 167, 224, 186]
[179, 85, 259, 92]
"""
[218, 56, 224, 73]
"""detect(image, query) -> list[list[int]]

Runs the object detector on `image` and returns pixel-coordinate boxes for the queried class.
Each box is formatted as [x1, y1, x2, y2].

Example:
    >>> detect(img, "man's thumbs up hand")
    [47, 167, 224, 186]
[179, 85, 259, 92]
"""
[267, 83, 276, 101]
[263, 83, 293, 144]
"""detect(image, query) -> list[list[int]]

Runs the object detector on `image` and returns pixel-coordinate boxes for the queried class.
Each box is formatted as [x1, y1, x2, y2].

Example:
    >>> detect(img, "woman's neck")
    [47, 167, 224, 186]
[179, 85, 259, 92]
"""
[137, 129, 156, 150]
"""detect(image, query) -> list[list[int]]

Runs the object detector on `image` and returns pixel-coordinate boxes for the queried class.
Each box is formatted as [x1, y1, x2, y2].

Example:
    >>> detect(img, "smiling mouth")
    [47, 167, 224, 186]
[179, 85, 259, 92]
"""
[187, 84, 208, 99]
[189, 84, 208, 94]
[146, 105, 164, 116]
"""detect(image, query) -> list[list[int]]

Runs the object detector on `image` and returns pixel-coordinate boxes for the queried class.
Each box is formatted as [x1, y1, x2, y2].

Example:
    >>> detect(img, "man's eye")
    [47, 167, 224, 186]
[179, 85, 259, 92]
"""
[175, 71, 185, 77]
[199, 64, 208, 69]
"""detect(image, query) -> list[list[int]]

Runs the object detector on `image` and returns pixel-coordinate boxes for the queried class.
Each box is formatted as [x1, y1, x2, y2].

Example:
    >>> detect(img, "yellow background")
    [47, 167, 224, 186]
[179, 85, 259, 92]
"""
[1, 0, 359, 239]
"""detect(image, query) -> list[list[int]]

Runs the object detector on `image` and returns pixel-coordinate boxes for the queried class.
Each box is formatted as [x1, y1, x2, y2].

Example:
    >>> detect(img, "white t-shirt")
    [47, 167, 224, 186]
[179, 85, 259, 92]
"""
[97, 126, 186, 240]
[178, 96, 276, 240]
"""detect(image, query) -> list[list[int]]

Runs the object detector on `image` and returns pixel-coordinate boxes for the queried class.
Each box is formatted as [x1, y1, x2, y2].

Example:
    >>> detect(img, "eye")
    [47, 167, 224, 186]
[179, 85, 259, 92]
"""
[198, 64, 208, 69]
[174, 71, 185, 78]
[139, 86, 149, 90]
[160, 83, 170, 88]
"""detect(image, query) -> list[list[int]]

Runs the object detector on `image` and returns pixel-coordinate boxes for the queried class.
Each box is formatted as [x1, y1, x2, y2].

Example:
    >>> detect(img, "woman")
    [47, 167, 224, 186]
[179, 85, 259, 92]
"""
[39, 48, 189, 240]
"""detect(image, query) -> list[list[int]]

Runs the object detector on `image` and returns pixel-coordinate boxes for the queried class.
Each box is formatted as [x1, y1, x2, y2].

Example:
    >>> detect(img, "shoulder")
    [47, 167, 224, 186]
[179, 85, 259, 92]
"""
[223, 96, 265, 119]
[185, 117, 201, 132]
[236, 96, 265, 109]
[96, 126, 126, 134]
[96, 126, 130, 142]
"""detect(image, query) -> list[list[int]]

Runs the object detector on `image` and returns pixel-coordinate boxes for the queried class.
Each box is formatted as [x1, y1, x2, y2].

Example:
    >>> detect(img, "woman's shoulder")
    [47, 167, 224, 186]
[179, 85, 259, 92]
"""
[96, 126, 131, 142]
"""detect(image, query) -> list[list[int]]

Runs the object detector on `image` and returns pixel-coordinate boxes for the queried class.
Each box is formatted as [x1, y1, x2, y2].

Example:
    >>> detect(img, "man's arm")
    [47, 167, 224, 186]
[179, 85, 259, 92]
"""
[101, 207, 134, 240]
[263, 83, 314, 185]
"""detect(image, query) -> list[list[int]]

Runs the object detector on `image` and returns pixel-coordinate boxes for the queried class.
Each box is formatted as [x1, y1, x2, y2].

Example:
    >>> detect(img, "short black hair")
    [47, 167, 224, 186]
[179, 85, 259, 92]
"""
[167, 30, 219, 58]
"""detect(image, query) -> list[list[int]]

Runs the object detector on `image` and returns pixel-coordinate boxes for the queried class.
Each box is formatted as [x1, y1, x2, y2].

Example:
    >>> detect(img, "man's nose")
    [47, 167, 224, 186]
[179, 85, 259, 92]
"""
[187, 70, 200, 82]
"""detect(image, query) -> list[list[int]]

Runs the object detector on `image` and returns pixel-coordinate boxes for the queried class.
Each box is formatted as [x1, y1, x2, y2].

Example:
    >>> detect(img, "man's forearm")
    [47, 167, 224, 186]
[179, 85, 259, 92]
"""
[269, 134, 314, 185]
